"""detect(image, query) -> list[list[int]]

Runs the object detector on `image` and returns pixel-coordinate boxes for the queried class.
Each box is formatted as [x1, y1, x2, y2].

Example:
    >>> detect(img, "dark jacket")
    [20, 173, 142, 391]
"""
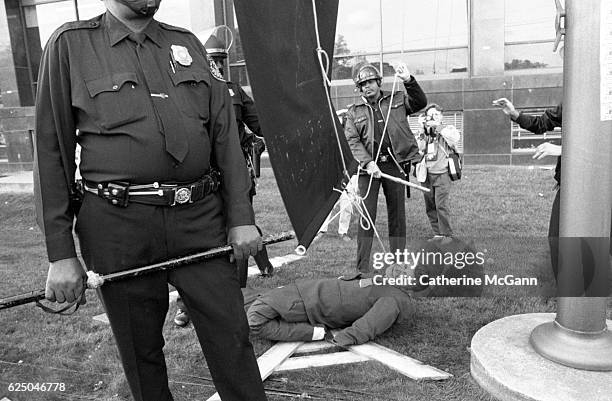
[257, 276, 415, 346]
[514, 104, 563, 183]
[227, 81, 261, 149]
[344, 78, 427, 167]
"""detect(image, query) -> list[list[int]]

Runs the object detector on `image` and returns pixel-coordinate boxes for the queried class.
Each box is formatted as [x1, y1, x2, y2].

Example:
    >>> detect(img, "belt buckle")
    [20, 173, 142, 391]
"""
[379, 155, 388, 163]
[172, 186, 192, 206]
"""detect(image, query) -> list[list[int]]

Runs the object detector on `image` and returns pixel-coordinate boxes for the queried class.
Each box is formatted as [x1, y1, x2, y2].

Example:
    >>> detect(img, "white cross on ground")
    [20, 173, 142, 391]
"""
[206, 338, 452, 401]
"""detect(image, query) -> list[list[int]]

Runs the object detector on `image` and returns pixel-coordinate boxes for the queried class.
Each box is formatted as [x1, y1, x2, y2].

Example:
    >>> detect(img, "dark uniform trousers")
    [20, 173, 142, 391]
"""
[357, 161, 406, 273]
[76, 193, 266, 401]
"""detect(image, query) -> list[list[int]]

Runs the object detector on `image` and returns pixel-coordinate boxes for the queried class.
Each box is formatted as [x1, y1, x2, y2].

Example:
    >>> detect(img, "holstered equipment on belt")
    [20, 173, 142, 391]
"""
[83, 171, 221, 207]
[251, 136, 265, 178]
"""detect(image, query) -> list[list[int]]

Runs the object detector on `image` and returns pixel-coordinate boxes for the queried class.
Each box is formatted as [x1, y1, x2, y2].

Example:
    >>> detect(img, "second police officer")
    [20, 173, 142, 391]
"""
[174, 30, 274, 327]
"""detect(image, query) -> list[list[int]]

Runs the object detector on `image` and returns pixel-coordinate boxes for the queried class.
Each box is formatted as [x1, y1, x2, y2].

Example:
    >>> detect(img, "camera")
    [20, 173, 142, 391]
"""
[424, 126, 438, 137]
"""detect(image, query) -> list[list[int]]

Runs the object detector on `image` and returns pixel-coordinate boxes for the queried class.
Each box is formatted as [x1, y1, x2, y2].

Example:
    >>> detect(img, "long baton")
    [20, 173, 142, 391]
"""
[375, 171, 430, 193]
[0, 231, 295, 311]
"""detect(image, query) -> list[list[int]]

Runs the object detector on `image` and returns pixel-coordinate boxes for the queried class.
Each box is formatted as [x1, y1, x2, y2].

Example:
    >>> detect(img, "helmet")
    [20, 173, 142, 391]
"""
[353, 64, 382, 86]
[204, 34, 228, 59]
[203, 26, 234, 59]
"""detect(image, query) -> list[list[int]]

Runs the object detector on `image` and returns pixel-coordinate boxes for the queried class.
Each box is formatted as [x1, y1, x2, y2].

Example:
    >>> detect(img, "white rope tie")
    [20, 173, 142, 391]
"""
[86, 271, 105, 289]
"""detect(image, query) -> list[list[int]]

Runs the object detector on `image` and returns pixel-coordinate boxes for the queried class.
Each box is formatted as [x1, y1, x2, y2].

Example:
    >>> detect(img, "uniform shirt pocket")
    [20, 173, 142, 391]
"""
[169, 68, 211, 121]
[84, 72, 146, 131]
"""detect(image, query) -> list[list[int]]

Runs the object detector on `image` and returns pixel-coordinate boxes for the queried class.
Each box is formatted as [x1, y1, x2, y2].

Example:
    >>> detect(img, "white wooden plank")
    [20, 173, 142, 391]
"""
[345, 342, 452, 381]
[247, 254, 304, 277]
[294, 341, 336, 354]
[275, 351, 370, 371]
[92, 313, 109, 324]
[207, 341, 303, 401]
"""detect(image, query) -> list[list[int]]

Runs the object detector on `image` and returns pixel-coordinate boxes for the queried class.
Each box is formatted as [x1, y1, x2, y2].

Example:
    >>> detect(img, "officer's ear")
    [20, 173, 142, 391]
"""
[376, 78, 382, 88]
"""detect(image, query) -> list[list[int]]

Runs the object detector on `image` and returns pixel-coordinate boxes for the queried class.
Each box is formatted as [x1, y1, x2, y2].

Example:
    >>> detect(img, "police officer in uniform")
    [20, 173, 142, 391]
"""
[204, 33, 274, 282]
[34, 0, 267, 400]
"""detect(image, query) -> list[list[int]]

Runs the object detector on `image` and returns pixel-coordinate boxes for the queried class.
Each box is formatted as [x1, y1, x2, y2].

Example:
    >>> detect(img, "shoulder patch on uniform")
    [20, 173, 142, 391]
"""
[50, 16, 102, 42]
[206, 54, 225, 82]
[158, 22, 192, 34]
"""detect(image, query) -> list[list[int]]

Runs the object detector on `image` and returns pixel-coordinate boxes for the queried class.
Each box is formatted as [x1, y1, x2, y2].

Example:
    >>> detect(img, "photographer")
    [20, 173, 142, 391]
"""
[416, 104, 461, 240]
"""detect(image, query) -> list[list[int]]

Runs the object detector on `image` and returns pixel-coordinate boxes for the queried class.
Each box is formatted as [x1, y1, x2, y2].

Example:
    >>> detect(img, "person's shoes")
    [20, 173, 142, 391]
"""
[339, 234, 352, 242]
[428, 235, 445, 242]
[259, 263, 274, 277]
[174, 308, 190, 327]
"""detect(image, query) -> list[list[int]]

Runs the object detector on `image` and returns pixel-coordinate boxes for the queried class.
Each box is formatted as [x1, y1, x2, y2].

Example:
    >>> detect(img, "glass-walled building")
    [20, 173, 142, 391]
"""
[0, 0, 563, 170]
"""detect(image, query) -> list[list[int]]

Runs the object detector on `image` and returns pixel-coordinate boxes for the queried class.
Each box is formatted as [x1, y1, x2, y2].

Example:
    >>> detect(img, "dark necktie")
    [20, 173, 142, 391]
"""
[129, 32, 188, 162]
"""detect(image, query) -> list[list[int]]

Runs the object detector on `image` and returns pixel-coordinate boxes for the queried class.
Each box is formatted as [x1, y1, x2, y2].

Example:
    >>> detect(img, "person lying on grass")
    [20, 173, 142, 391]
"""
[247, 238, 483, 346]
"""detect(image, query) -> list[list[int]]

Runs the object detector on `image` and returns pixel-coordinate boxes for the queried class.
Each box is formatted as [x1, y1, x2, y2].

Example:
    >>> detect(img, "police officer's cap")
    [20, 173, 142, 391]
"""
[353, 64, 382, 86]
[204, 34, 228, 59]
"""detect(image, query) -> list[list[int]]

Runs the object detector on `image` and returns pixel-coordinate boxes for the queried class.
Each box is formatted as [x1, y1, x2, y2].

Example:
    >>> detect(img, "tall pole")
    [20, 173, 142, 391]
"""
[530, 0, 612, 370]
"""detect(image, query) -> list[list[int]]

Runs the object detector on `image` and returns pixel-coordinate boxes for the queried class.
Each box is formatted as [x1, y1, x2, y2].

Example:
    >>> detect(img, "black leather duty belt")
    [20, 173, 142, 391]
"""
[83, 172, 220, 208]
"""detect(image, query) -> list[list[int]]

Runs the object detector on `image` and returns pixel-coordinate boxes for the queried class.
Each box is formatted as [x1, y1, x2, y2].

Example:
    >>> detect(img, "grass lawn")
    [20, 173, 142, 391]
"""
[0, 166, 609, 401]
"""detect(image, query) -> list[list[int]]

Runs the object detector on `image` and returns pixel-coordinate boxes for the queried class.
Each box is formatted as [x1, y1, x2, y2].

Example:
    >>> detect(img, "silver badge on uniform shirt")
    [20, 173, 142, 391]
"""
[170, 45, 192, 66]
[228, 88, 235, 96]
[206, 54, 225, 82]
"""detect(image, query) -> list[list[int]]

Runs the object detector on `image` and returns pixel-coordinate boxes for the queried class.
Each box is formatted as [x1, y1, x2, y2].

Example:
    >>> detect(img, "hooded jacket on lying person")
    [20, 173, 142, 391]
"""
[246, 238, 483, 346]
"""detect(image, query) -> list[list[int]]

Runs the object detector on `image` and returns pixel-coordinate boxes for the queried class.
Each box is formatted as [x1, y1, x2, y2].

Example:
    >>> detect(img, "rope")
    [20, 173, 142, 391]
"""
[310, 0, 410, 259]
[310, 0, 386, 252]
[311, 0, 350, 183]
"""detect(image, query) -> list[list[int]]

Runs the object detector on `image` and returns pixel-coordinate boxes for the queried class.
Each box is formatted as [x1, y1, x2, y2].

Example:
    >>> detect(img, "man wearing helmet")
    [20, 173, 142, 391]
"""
[34, 0, 267, 400]
[173, 31, 274, 328]
[344, 63, 427, 272]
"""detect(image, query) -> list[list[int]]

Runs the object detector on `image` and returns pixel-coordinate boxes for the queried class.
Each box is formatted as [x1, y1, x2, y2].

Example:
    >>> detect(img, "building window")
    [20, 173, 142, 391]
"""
[333, 0, 469, 81]
[511, 109, 562, 153]
[504, 0, 563, 72]
[227, 0, 469, 85]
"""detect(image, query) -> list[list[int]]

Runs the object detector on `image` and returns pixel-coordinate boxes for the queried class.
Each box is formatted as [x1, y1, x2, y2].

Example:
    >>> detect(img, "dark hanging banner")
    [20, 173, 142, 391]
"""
[233, 0, 358, 250]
